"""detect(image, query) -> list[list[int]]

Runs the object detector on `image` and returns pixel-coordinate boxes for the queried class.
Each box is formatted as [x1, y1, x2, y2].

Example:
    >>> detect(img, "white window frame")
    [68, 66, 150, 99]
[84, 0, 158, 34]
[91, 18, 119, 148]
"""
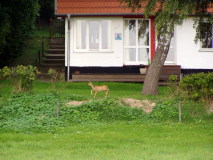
[73, 18, 113, 53]
[123, 18, 151, 65]
[199, 22, 213, 52]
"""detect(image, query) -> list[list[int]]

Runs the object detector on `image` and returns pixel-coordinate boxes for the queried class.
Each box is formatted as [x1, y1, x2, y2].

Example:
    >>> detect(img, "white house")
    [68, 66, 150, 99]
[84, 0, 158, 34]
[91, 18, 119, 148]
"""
[54, 0, 213, 81]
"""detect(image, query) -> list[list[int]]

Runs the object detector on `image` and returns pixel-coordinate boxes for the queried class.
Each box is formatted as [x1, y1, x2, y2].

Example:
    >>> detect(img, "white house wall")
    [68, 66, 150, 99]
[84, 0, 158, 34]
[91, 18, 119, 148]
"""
[66, 17, 124, 67]
[176, 17, 213, 69]
[65, 16, 213, 69]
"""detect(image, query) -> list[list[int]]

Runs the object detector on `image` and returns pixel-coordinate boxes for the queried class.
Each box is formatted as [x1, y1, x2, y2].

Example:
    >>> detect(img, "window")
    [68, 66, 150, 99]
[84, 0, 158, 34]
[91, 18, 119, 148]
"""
[75, 19, 112, 52]
[200, 22, 213, 49]
[124, 19, 150, 64]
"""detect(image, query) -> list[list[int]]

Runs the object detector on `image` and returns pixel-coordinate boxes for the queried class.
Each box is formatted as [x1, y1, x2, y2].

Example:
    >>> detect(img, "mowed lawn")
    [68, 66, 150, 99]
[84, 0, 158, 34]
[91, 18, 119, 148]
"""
[0, 123, 212, 160]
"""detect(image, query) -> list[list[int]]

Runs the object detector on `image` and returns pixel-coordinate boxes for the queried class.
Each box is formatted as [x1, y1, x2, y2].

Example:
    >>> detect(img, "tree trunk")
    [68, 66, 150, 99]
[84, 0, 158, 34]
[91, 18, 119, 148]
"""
[141, 29, 174, 95]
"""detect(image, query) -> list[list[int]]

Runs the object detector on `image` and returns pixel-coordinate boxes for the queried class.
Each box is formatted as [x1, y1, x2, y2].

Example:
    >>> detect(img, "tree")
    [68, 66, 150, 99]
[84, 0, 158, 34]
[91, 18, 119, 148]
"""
[0, 0, 39, 67]
[38, 0, 54, 21]
[120, 0, 213, 95]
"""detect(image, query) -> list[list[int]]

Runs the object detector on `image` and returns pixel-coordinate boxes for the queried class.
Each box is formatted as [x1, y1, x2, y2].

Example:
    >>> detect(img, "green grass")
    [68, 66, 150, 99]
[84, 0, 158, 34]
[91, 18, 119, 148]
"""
[39, 81, 170, 101]
[0, 79, 171, 101]
[0, 123, 212, 160]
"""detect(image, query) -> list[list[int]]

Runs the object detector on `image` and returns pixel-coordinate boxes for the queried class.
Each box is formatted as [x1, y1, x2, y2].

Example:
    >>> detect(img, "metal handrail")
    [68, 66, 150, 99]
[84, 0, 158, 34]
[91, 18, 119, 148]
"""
[37, 41, 44, 65]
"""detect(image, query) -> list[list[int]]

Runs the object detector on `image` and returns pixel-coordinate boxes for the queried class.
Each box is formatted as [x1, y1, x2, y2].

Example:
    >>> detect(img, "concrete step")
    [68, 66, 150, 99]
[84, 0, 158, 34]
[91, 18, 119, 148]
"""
[45, 49, 65, 54]
[49, 45, 65, 49]
[42, 59, 65, 64]
[49, 38, 65, 45]
[37, 37, 65, 80]
[45, 54, 65, 59]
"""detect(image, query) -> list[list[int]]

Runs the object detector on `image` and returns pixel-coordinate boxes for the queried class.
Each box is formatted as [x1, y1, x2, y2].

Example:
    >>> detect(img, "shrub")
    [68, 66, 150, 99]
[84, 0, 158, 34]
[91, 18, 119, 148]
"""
[168, 74, 178, 93]
[0, 65, 40, 93]
[48, 68, 65, 92]
[0, 93, 65, 131]
[60, 99, 146, 123]
[179, 72, 213, 101]
[149, 100, 191, 122]
[0, 93, 210, 132]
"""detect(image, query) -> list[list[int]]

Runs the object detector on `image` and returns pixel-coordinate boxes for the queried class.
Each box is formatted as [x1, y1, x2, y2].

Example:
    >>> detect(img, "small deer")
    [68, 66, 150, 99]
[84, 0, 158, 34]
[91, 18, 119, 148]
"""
[88, 81, 109, 98]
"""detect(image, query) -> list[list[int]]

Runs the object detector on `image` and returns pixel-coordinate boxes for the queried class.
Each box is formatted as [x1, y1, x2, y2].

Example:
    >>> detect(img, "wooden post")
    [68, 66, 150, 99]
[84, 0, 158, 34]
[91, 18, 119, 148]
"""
[50, 18, 52, 39]
[179, 100, 181, 122]
[57, 100, 60, 118]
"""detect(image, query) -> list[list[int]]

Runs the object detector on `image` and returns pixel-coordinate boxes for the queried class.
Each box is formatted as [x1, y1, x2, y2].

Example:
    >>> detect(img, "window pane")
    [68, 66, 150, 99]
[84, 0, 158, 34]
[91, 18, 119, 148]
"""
[201, 23, 213, 48]
[138, 20, 149, 46]
[124, 48, 136, 61]
[89, 21, 99, 49]
[124, 20, 136, 46]
[102, 20, 111, 49]
[76, 20, 86, 49]
[138, 48, 149, 61]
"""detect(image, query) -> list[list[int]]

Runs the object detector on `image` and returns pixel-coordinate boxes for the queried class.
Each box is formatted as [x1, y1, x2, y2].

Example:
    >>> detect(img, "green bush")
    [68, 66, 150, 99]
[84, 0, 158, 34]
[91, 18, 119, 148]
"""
[0, 65, 40, 93]
[168, 74, 178, 93]
[48, 68, 65, 92]
[149, 100, 192, 122]
[0, 93, 64, 131]
[179, 72, 213, 100]
[61, 99, 146, 123]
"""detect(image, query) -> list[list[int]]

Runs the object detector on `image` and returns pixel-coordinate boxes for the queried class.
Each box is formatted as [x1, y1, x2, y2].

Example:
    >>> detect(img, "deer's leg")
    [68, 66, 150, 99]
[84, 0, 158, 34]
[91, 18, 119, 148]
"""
[94, 91, 97, 98]
[104, 90, 107, 98]
[105, 90, 109, 97]
[91, 90, 93, 95]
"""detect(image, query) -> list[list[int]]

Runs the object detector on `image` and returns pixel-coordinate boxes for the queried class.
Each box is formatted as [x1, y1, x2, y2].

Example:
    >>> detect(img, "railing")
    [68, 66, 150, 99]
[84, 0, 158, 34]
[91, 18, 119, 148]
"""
[36, 41, 44, 65]
[50, 18, 65, 39]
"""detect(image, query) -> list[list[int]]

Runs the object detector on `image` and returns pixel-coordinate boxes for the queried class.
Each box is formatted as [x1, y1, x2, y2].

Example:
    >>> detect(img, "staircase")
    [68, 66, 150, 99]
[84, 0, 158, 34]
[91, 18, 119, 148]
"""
[37, 38, 65, 81]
